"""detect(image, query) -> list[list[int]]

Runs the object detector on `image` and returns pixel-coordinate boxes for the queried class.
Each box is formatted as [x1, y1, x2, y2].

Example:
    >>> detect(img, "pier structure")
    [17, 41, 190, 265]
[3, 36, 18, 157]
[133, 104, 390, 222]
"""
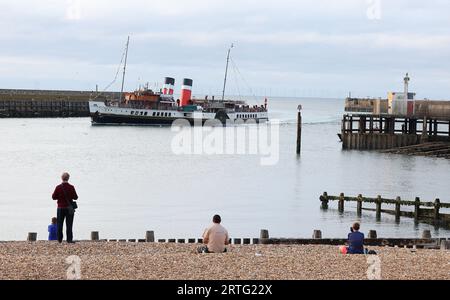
[341, 113, 450, 150]
[342, 74, 450, 152]
[22, 229, 449, 249]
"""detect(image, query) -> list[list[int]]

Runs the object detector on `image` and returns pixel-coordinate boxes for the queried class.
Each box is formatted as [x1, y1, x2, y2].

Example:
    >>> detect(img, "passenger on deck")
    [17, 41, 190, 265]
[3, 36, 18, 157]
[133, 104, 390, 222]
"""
[198, 215, 229, 253]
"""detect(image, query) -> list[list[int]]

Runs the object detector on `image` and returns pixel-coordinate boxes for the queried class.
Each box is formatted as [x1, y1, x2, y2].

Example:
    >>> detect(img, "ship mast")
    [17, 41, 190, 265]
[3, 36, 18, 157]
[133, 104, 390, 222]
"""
[221, 43, 234, 102]
[120, 36, 130, 102]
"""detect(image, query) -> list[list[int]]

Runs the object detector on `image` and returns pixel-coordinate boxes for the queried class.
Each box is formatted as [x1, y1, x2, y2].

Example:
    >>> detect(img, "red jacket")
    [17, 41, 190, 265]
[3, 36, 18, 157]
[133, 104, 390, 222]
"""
[52, 182, 78, 208]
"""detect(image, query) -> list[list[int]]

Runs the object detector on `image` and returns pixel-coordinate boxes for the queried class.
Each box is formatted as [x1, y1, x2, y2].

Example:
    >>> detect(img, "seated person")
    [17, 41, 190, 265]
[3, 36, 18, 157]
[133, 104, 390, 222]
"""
[341, 222, 365, 255]
[198, 215, 229, 253]
[48, 217, 58, 241]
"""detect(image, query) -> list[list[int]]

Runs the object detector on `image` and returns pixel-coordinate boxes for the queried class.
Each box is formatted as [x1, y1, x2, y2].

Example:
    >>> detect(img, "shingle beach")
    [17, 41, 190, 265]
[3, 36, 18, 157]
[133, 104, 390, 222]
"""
[0, 242, 449, 280]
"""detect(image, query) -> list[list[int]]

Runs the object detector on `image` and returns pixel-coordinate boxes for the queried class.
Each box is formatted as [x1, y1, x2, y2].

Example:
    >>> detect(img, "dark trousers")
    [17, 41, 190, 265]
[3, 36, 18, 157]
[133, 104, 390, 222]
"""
[57, 208, 74, 243]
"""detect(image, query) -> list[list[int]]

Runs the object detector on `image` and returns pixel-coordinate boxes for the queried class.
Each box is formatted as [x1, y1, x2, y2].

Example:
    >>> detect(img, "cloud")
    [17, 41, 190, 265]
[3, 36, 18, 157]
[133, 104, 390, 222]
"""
[133, 30, 450, 52]
[66, 0, 82, 21]
[0, 0, 449, 98]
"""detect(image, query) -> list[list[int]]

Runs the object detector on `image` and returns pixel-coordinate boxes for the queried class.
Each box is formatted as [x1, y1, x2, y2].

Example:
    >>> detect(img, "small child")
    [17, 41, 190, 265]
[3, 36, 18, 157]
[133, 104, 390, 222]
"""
[48, 217, 58, 241]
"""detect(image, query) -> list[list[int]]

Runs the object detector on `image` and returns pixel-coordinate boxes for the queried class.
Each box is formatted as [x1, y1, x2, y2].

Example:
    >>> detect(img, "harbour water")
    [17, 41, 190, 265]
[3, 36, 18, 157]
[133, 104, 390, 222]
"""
[0, 97, 449, 241]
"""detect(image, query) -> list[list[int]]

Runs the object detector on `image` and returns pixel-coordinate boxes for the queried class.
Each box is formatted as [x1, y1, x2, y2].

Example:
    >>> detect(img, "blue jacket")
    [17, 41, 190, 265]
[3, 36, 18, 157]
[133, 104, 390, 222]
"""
[348, 231, 365, 254]
[48, 224, 58, 241]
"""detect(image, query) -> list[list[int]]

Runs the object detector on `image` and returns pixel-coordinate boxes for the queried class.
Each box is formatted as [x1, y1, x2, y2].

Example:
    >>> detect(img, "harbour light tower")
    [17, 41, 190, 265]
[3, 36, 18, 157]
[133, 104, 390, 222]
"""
[403, 73, 410, 101]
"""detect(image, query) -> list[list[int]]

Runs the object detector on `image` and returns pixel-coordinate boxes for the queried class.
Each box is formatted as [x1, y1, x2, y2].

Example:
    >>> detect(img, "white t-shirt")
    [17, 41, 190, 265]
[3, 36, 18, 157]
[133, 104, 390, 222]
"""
[203, 223, 229, 253]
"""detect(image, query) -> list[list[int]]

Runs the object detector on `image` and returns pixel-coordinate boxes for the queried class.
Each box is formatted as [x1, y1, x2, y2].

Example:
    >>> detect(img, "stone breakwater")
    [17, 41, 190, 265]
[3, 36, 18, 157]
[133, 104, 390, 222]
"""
[0, 89, 118, 118]
[0, 242, 449, 280]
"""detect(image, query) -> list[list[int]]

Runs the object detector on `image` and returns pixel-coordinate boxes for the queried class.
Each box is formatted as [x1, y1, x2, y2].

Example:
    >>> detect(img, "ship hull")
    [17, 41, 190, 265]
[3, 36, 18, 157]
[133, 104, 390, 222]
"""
[89, 101, 269, 126]
[91, 113, 268, 126]
[92, 113, 205, 126]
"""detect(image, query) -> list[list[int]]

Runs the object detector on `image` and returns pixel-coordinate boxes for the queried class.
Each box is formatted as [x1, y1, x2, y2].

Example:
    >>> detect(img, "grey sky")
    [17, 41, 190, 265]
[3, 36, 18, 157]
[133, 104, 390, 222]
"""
[1, 0, 449, 99]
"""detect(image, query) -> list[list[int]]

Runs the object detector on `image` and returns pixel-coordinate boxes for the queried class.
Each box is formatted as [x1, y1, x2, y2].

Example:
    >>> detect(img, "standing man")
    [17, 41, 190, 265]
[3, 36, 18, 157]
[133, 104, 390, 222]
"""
[198, 215, 229, 253]
[52, 172, 78, 243]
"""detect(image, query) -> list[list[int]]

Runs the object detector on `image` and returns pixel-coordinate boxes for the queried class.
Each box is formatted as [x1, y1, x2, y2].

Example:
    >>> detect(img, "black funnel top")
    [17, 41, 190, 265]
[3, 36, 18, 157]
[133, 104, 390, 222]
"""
[183, 78, 193, 86]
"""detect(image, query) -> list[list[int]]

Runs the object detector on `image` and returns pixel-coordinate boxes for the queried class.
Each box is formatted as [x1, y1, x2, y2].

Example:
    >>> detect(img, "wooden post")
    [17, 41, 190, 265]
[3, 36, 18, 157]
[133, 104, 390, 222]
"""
[390, 118, 396, 134]
[320, 192, 329, 210]
[379, 116, 383, 133]
[27, 232, 37, 242]
[312, 230, 322, 239]
[338, 193, 345, 213]
[376, 195, 382, 220]
[429, 118, 433, 135]
[146, 231, 155, 243]
[359, 116, 366, 134]
[441, 240, 450, 250]
[414, 197, 420, 222]
[395, 196, 401, 223]
[448, 120, 450, 138]
[433, 119, 438, 136]
[434, 199, 441, 223]
[357, 194, 363, 216]
[260, 229, 269, 239]
[422, 230, 431, 239]
[296, 105, 302, 155]
[409, 119, 416, 134]
[421, 116, 429, 143]
[91, 231, 99, 241]
[368, 230, 377, 239]
[384, 118, 390, 134]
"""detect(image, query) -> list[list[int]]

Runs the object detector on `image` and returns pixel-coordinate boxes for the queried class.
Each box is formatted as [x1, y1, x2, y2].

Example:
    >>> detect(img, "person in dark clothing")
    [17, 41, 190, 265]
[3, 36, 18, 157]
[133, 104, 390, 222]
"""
[48, 217, 58, 241]
[52, 172, 78, 243]
[347, 222, 365, 254]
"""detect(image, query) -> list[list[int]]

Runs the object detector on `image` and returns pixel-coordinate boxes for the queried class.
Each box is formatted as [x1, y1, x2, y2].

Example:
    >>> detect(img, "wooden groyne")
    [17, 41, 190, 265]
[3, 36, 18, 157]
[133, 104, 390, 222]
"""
[340, 114, 450, 150]
[21, 229, 450, 249]
[0, 89, 118, 118]
[320, 192, 450, 227]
